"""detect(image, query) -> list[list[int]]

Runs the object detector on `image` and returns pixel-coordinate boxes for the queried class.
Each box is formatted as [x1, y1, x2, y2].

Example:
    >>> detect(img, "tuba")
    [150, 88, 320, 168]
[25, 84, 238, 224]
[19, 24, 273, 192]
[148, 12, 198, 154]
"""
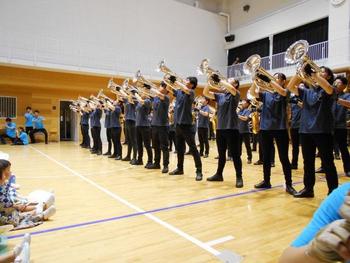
[285, 40, 321, 86]
[156, 60, 186, 90]
[197, 58, 227, 91]
[243, 54, 275, 93]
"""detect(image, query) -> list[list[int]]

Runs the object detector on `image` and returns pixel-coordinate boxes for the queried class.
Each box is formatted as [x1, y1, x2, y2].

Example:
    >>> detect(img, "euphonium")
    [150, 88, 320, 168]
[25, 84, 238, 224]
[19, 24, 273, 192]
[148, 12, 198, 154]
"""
[156, 60, 186, 90]
[243, 54, 275, 93]
[133, 70, 158, 98]
[197, 58, 227, 91]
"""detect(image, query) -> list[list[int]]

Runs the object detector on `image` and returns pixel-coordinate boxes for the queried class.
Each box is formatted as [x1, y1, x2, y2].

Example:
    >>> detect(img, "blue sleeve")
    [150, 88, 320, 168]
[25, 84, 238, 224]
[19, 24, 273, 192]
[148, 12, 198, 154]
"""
[292, 183, 350, 247]
[214, 93, 221, 102]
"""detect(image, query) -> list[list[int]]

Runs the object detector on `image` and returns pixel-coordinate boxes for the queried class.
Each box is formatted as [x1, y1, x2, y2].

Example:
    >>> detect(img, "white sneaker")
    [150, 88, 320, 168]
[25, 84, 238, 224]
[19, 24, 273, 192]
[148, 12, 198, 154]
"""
[43, 205, 56, 220]
[14, 240, 30, 263]
[13, 234, 31, 262]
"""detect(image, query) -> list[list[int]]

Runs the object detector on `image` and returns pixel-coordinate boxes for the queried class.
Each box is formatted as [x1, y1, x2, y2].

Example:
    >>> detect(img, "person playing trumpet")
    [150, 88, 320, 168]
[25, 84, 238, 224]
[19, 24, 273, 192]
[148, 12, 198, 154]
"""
[203, 76, 243, 188]
[196, 97, 211, 158]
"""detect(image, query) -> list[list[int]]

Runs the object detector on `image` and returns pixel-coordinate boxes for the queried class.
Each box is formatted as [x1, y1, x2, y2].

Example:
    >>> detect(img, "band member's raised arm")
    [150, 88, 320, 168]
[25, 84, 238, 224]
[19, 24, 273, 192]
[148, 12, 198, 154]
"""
[287, 75, 302, 96]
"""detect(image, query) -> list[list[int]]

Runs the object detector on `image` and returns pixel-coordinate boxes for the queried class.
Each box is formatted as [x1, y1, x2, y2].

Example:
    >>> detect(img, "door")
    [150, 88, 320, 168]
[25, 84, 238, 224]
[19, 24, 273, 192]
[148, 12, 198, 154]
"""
[60, 101, 73, 141]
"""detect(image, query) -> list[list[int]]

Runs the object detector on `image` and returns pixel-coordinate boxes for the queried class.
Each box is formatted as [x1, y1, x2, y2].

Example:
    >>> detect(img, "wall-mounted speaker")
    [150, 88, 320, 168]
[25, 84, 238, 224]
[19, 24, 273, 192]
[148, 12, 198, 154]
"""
[225, 34, 235, 42]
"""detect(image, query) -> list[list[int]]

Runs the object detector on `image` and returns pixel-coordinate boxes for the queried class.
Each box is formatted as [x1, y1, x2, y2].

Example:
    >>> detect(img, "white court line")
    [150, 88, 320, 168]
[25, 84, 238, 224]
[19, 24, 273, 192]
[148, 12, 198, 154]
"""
[205, 235, 235, 247]
[29, 146, 221, 257]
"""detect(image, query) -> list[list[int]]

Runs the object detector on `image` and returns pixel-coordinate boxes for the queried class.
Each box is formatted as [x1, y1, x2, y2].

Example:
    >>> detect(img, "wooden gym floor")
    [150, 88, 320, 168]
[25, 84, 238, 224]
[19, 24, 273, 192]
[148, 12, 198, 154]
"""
[2, 141, 349, 262]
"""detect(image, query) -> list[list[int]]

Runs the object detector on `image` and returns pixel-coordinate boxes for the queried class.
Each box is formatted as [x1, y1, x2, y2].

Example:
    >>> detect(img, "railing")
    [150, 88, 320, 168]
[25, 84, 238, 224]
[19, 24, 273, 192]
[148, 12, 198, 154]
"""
[227, 41, 329, 81]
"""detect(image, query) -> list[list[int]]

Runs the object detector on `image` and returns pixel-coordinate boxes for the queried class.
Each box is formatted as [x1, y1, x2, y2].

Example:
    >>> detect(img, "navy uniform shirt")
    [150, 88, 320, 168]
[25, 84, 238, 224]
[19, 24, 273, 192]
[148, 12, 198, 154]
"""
[136, 99, 151, 127]
[299, 86, 336, 134]
[197, 105, 210, 128]
[174, 90, 195, 125]
[80, 112, 90, 125]
[110, 106, 122, 128]
[152, 96, 170, 127]
[333, 93, 350, 129]
[124, 99, 136, 121]
[291, 103, 302, 129]
[104, 109, 111, 129]
[214, 92, 240, 130]
[238, 108, 251, 133]
[90, 108, 102, 127]
[259, 91, 288, 130]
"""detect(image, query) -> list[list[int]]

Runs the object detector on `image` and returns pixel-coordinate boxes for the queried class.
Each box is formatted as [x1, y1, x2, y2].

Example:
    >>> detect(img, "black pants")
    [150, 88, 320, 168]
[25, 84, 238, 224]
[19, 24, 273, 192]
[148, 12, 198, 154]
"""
[30, 129, 48, 144]
[239, 133, 252, 161]
[168, 130, 176, 151]
[13, 138, 24, 145]
[175, 125, 202, 171]
[125, 120, 137, 159]
[334, 129, 350, 173]
[25, 127, 33, 139]
[91, 126, 102, 152]
[0, 134, 15, 144]
[106, 128, 112, 153]
[81, 124, 90, 147]
[136, 126, 152, 163]
[252, 133, 258, 151]
[300, 133, 338, 194]
[258, 131, 275, 163]
[152, 126, 170, 167]
[261, 130, 291, 185]
[290, 128, 300, 167]
[209, 121, 215, 140]
[111, 127, 122, 157]
[197, 127, 209, 155]
[216, 129, 242, 177]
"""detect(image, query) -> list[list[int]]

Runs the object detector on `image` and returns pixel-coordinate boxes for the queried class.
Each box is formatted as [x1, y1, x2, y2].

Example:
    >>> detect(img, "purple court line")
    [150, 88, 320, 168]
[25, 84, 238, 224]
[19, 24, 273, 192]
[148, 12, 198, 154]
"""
[7, 181, 302, 240]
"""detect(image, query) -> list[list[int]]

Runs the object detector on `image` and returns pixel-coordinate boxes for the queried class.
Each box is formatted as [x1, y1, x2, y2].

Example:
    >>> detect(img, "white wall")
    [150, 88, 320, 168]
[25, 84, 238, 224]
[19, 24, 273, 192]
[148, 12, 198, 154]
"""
[225, 0, 329, 49]
[0, 0, 226, 80]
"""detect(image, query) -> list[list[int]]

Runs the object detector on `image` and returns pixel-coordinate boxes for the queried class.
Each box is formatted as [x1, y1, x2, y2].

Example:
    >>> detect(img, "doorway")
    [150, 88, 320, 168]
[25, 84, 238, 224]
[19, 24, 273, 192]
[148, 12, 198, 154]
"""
[60, 101, 77, 141]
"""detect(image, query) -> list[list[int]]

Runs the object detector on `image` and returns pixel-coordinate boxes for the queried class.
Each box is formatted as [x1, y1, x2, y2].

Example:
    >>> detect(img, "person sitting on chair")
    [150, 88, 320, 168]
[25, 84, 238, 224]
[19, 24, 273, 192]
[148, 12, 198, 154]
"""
[30, 110, 48, 144]
[0, 118, 16, 145]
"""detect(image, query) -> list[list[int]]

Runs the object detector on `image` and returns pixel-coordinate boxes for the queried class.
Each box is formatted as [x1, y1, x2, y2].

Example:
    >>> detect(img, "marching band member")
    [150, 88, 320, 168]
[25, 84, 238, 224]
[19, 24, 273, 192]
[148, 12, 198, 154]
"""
[90, 103, 102, 155]
[203, 77, 243, 188]
[103, 108, 112, 156]
[287, 66, 338, 197]
[168, 101, 176, 152]
[250, 73, 296, 195]
[80, 106, 91, 149]
[289, 93, 303, 170]
[110, 99, 123, 160]
[238, 99, 253, 164]
[196, 97, 210, 158]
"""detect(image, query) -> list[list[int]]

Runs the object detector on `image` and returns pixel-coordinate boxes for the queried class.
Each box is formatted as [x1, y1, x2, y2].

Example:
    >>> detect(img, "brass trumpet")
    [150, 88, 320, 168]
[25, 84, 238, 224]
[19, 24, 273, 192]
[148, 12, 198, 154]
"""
[243, 54, 275, 93]
[156, 60, 186, 90]
[285, 40, 321, 86]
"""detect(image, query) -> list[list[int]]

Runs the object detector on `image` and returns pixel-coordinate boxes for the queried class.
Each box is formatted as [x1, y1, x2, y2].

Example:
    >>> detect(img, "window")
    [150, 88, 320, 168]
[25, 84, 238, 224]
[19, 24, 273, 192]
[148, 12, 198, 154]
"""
[0, 96, 17, 119]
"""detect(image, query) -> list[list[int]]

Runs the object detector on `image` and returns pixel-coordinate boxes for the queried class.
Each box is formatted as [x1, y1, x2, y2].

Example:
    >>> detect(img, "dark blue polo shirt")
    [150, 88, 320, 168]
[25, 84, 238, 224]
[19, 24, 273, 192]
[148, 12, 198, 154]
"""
[299, 86, 336, 134]
[136, 99, 151, 127]
[214, 92, 240, 130]
[197, 105, 210, 128]
[174, 90, 195, 125]
[124, 99, 136, 121]
[152, 96, 170, 127]
[110, 106, 121, 128]
[104, 109, 111, 129]
[333, 93, 350, 129]
[238, 108, 251, 133]
[90, 108, 102, 128]
[291, 103, 302, 129]
[80, 112, 90, 125]
[259, 91, 288, 130]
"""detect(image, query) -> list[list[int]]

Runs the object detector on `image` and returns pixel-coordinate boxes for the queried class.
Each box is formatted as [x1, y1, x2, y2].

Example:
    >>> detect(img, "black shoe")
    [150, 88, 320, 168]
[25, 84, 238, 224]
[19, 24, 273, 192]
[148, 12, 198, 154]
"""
[162, 167, 169, 174]
[96, 151, 102, 156]
[247, 159, 252, 164]
[90, 149, 97, 154]
[271, 163, 275, 167]
[108, 154, 117, 158]
[214, 156, 219, 159]
[115, 155, 122, 160]
[185, 151, 192, 155]
[195, 171, 203, 181]
[174, 150, 177, 154]
[254, 181, 271, 189]
[252, 148, 257, 152]
[315, 167, 325, 173]
[134, 160, 143, 165]
[345, 171, 350, 177]
[147, 163, 160, 169]
[293, 188, 314, 198]
[122, 156, 131, 162]
[335, 154, 341, 160]
[144, 162, 153, 169]
[130, 159, 138, 165]
[203, 154, 209, 158]
[169, 168, 184, 175]
[254, 160, 263, 165]
[103, 152, 111, 156]
[236, 177, 243, 188]
[291, 164, 298, 170]
[286, 185, 297, 195]
[207, 174, 223, 182]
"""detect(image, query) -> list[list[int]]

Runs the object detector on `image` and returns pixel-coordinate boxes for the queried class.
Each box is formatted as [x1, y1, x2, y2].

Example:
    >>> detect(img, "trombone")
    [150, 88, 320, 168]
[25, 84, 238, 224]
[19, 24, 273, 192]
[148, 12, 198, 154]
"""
[156, 60, 186, 90]
[243, 54, 275, 93]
